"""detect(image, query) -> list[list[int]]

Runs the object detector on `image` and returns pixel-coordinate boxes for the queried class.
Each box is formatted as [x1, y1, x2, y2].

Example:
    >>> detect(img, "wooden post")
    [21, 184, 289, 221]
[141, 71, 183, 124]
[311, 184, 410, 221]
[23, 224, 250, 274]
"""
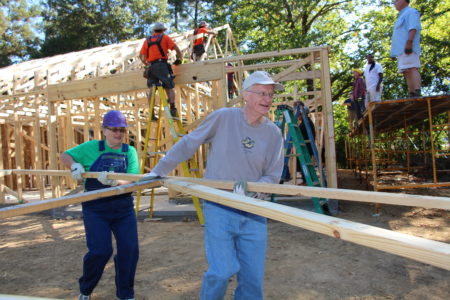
[2, 125, 12, 188]
[13, 114, 24, 201]
[221, 63, 228, 106]
[175, 85, 182, 120]
[448, 111, 450, 150]
[34, 71, 45, 199]
[133, 92, 142, 161]
[83, 100, 90, 142]
[404, 115, 410, 176]
[94, 98, 101, 140]
[427, 99, 437, 183]
[0, 133, 4, 203]
[368, 102, 379, 212]
[319, 47, 337, 188]
[47, 98, 61, 198]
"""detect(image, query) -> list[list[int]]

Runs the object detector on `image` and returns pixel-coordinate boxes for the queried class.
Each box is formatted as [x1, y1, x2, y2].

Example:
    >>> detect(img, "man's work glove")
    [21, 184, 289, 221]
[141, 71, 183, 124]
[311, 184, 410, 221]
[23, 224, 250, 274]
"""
[233, 180, 248, 196]
[139, 171, 161, 182]
[173, 58, 182, 65]
[98, 171, 118, 186]
[233, 180, 268, 200]
[70, 163, 85, 181]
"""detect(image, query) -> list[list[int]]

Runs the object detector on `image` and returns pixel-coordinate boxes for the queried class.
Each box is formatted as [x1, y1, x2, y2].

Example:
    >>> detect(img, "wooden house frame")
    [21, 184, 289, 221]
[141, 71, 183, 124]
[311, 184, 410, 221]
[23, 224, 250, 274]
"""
[346, 95, 450, 191]
[0, 24, 336, 203]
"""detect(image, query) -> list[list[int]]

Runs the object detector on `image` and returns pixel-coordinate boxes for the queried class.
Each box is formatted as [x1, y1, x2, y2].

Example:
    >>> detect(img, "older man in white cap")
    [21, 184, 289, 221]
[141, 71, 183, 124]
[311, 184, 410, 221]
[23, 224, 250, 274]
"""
[142, 71, 284, 299]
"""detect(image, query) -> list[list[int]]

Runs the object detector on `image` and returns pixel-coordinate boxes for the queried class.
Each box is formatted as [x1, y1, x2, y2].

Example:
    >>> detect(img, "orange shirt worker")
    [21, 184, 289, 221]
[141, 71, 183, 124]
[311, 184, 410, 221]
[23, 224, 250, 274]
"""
[191, 21, 216, 61]
[139, 22, 183, 117]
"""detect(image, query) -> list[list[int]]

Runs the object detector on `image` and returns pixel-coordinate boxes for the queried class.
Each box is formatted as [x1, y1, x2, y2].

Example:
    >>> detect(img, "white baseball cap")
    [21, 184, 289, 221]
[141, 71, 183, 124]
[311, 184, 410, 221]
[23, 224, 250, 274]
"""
[243, 71, 284, 91]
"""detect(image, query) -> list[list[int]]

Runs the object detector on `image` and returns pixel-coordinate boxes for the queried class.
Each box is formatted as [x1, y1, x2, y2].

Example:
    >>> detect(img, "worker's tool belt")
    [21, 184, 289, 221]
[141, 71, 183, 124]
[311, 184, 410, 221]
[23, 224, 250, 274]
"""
[143, 65, 152, 79]
[150, 59, 168, 64]
[143, 59, 175, 80]
[193, 44, 205, 55]
[143, 59, 168, 78]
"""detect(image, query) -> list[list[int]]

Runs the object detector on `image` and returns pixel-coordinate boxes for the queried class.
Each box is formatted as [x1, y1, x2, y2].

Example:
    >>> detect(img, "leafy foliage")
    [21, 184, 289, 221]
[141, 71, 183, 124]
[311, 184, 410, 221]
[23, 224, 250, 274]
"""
[2, 0, 448, 166]
[37, 0, 169, 57]
[353, 0, 450, 98]
[0, 0, 42, 66]
[208, 0, 371, 101]
[168, 0, 213, 30]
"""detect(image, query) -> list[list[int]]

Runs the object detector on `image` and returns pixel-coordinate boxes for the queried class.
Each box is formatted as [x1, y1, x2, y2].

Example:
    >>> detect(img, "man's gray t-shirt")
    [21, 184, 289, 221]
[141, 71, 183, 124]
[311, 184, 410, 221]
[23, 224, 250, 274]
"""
[153, 107, 284, 184]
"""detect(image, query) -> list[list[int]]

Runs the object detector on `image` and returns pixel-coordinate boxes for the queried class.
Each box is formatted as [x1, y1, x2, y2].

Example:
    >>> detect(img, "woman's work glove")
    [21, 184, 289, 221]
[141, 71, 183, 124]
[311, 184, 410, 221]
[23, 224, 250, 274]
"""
[98, 171, 118, 186]
[70, 163, 85, 181]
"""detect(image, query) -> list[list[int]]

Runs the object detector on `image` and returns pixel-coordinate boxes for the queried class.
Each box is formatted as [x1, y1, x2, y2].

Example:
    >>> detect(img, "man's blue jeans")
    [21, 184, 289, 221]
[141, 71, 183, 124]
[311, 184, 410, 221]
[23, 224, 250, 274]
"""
[200, 201, 267, 300]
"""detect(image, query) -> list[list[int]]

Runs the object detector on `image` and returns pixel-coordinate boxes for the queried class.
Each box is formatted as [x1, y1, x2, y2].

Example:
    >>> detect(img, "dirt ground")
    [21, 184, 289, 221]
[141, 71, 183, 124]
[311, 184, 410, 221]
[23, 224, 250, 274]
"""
[0, 169, 449, 300]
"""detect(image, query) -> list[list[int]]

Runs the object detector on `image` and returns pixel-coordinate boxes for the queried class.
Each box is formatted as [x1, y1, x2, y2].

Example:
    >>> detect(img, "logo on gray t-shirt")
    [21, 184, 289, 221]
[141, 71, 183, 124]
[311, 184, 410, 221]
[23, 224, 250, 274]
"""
[241, 136, 255, 150]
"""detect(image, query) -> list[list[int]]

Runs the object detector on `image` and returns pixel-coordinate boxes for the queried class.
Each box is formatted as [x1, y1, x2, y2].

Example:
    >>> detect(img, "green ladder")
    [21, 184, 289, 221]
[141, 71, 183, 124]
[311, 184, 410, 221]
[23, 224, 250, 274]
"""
[275, 104, 325, 214]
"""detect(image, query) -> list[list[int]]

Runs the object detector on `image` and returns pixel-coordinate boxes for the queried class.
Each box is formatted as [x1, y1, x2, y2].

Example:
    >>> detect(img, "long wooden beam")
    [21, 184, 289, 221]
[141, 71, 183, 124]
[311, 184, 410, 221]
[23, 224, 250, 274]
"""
[0, 180, 162, 219]
[46, 61, 225, 101]
[0, 170, 12, 177]
[172, 177, 450, 210]
[163, 179, 450, 270]
[7, 169, 142, 181]
[376, 182, 450, 190]
[46, 47, 328, 101]
[2, 170, 450, 209]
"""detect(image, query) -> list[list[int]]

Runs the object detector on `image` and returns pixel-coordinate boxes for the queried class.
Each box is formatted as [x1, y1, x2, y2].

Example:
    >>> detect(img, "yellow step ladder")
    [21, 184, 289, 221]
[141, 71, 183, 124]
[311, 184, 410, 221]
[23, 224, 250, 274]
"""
[135, 84, 204, 224]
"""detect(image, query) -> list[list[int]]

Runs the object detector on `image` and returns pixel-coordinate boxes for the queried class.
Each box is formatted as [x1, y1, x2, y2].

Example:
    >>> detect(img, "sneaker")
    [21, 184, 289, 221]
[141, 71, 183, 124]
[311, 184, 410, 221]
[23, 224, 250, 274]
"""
[79, 294, 91, 300]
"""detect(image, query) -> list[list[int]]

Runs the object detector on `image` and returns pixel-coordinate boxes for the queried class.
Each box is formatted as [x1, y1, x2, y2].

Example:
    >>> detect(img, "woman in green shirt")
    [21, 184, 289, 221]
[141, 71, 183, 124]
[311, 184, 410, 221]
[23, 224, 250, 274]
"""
[61, 110, 139, 300]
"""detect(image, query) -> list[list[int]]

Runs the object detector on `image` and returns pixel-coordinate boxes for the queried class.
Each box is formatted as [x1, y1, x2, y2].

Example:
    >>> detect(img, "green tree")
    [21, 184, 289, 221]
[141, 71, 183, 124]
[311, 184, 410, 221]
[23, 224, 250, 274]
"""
[337, 0, 450, 166]
[209, 0, 369, 101]
[38, 0, 169, 58]
[168, 0, 188, 30]
[0, 0, 42, 66]
[352, 0, 450, 98]
[168, 0, 212, 31]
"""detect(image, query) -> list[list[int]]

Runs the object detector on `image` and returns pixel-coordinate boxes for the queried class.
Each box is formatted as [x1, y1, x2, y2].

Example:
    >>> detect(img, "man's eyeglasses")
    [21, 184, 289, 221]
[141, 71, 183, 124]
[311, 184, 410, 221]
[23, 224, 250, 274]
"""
[105, 127, 126, 133]
[245, 90, 274, 98]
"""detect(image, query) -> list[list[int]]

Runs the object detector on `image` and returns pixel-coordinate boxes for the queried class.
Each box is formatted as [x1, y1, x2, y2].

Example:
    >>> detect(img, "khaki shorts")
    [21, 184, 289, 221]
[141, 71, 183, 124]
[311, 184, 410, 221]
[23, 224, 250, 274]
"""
[397, 52, 421, 73]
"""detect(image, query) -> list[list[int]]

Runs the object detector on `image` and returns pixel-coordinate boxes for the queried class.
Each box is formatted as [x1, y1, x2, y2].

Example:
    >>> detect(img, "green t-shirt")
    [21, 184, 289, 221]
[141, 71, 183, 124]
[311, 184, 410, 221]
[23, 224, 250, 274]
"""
[65, 140, 139, 174]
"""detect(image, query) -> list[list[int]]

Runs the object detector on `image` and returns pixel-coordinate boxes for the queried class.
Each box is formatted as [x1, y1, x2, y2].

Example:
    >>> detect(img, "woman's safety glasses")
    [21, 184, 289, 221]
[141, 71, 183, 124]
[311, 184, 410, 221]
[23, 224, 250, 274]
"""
[105, 127, 126, 133]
